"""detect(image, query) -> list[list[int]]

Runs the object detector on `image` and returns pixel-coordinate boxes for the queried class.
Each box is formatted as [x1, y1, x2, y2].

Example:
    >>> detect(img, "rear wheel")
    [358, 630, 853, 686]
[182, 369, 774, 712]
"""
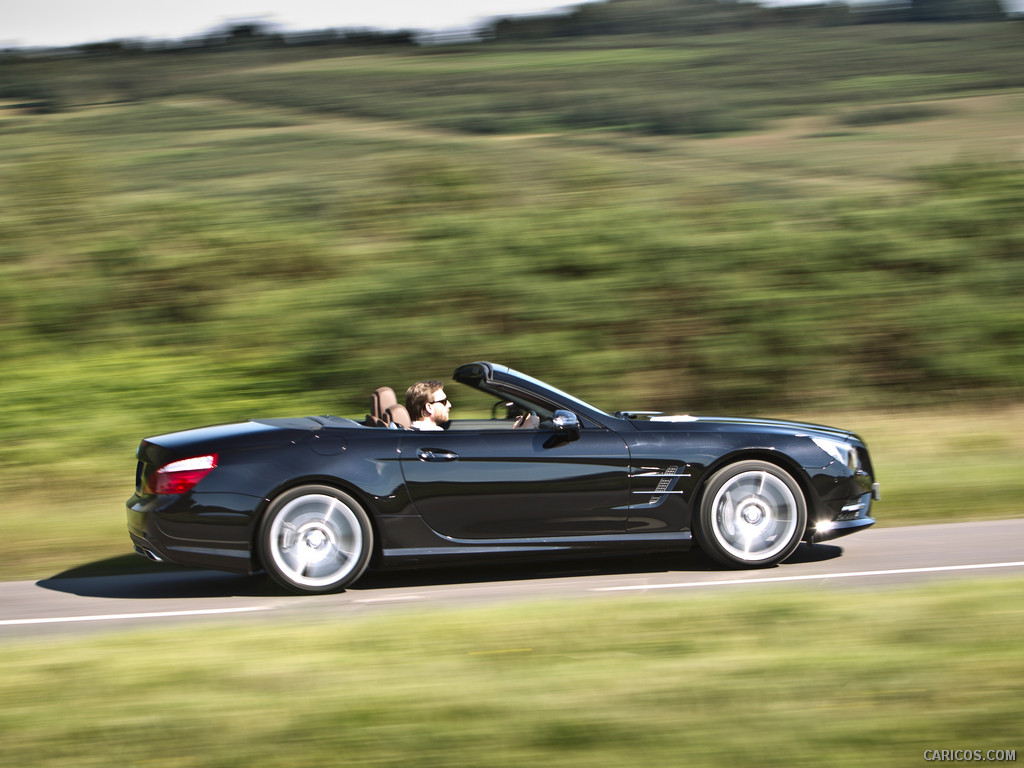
[694, 460, 806, 568]
[259, 485, 373, 593]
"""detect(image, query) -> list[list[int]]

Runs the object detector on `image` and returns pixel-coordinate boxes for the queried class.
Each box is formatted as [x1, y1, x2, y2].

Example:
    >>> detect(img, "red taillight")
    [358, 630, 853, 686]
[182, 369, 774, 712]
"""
[146, 454, 218, 495]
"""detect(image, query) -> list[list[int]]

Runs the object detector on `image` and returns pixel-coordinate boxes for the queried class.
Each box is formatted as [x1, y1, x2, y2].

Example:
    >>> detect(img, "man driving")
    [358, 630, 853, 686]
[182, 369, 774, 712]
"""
[406, 380, 452, 431]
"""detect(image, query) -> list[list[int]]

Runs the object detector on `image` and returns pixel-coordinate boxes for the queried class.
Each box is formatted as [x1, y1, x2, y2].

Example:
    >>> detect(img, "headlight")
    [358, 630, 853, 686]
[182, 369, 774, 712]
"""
[811, 437, 860, 470]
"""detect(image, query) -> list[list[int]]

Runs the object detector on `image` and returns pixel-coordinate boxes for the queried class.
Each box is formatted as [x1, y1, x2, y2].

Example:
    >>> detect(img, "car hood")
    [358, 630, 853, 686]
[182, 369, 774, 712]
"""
[638, 414, 861, 442]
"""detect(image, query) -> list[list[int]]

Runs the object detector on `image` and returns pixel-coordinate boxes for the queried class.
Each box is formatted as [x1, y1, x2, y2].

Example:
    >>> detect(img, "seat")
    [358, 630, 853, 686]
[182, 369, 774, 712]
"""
[383, 403, 411, 429]
[367, 386, 398, 427]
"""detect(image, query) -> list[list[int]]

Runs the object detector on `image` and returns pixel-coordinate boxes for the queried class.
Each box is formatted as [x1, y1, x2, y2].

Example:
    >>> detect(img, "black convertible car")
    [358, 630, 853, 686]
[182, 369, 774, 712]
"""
[127, 362, 879, 593]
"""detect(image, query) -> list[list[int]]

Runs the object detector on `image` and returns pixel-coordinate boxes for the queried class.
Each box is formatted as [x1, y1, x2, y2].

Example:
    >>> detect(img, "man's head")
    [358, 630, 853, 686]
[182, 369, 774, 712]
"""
[406, 380, 452, 427]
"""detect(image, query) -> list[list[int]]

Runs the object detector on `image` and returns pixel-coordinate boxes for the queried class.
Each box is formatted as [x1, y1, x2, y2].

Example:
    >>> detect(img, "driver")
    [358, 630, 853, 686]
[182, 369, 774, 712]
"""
[406, 380, 452, 431]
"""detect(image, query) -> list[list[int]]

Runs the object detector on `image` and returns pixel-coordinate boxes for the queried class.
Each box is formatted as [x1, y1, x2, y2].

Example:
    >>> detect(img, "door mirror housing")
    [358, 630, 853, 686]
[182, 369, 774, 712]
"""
[551, 410, 581, 441]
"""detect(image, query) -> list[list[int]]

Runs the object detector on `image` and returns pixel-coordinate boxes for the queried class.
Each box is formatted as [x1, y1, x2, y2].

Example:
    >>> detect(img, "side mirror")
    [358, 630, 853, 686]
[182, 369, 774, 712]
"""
[492, 401, 515, 420]
[551, 410, 580, 441]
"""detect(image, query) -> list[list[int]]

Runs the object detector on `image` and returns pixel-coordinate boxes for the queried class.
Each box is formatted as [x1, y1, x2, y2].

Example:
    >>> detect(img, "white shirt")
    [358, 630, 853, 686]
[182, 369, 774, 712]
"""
[410, 419, 443, 431]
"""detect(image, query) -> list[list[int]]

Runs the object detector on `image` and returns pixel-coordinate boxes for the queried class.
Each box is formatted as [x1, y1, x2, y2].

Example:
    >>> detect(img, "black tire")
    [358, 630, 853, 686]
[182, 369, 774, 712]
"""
[694, 460, 807, 568]
[258, 485, 373, 594]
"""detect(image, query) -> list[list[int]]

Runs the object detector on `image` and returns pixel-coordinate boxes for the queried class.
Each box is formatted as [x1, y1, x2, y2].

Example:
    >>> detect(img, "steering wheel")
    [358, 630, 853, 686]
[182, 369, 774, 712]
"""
[512, 410, 540, 429]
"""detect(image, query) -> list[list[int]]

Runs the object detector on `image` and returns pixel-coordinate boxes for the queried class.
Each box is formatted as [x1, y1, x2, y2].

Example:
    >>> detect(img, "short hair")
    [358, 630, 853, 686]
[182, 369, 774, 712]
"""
[406, 380, 445, 421]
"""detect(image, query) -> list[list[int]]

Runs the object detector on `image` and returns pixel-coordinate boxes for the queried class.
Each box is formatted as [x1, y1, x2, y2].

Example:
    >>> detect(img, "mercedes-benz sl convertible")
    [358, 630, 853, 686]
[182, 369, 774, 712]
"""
[127, 362, 879, 593]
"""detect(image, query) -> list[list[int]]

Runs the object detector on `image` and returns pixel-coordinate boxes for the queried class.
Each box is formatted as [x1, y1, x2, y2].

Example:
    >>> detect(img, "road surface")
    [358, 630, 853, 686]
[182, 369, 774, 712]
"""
[1, 519, 1022, 641]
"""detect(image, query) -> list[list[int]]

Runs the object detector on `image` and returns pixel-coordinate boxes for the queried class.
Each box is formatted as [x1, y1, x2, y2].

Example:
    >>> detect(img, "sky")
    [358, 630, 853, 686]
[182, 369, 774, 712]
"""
[5, 0, 1021, 48]
[2, 1, 582, 49]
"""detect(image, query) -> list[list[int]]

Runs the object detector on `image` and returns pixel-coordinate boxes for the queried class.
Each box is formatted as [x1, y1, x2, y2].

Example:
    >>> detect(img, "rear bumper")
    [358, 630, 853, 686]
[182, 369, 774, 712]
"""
[126, 492, 258, 574]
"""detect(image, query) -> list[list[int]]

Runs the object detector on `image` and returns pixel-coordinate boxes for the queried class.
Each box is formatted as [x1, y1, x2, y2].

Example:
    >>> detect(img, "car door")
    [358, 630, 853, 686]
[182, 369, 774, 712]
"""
[399, 426, 631, 540]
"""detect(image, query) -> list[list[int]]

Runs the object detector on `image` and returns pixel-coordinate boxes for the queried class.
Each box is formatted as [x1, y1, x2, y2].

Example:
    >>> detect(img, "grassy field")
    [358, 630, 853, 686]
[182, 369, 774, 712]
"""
[0, 21, 1021, 581]
[785, 404, 1024, 526]
[1, 577, 1021, 766]
[1, 21, 1021, 765]
[3, 24, 1021, 420]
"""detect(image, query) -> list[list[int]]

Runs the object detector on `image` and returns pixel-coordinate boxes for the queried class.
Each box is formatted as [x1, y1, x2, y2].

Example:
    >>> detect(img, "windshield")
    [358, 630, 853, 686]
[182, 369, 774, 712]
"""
[502, 368, 612, 418]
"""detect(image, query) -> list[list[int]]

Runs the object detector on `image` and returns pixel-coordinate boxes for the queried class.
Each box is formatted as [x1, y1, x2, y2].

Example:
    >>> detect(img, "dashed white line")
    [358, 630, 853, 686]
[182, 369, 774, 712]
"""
[592, 561, 1024, 592]
[4, 562, 1022, 626]
[352, 595, 424, 604]
[0, 605, 272, 627]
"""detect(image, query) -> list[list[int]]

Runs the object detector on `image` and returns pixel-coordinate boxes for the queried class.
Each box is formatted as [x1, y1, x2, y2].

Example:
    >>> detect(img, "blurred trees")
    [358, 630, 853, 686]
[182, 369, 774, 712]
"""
[485, 0, 1010, 39]
[909, 0, 1008, 21]
[0, 20, 1020, 461]
[2, 136, 1021, 416]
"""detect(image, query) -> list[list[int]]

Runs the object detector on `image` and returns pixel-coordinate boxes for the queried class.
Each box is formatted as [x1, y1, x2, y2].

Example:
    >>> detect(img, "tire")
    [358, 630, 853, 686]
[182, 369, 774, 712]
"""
[259, 485, 373, 593]
[694, 460, 806, 568]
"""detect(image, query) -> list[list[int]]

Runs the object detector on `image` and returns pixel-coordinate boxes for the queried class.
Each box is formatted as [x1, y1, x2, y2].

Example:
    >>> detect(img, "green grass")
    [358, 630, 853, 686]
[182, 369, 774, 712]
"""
[0, 26, 1021, 759]
[1, 578, 1021, 766]
[785, 405, 1024, 527]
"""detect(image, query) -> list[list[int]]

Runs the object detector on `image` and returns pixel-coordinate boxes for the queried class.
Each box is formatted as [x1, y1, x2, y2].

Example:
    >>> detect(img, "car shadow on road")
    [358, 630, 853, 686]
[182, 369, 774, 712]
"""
[36, 543, 843, 600]
[36, 567, 271, 600]
[350, 542, 843, 590]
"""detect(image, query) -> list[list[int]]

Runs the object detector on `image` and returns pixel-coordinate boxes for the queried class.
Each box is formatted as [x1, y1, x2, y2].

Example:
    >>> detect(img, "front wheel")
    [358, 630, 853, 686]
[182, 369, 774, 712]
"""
[694, 460, 806, 568]
[259, 485, 373, 593]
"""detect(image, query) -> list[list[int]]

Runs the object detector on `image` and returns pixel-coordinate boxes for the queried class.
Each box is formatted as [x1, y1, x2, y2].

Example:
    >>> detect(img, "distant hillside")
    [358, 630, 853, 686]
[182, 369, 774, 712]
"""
[0, 20, 1019, 494]
[1, 0, 1014, 58]
[484, 0, 1010, 40]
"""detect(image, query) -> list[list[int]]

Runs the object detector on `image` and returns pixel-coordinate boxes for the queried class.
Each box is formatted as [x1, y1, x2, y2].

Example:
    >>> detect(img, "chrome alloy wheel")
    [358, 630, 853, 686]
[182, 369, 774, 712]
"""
[695, 460, 807, 568]
[710, 470, 800, 562]
[262, 487, 371, 592]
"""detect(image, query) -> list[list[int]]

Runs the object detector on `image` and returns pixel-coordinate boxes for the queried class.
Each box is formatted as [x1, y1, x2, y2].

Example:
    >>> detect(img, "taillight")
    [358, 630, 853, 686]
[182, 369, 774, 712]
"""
[146, 454, 218, 495]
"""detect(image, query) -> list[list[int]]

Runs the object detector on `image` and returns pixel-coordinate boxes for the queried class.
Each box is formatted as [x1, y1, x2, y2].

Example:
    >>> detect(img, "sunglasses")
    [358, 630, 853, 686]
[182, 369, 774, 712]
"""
[430, 397, 450, 406]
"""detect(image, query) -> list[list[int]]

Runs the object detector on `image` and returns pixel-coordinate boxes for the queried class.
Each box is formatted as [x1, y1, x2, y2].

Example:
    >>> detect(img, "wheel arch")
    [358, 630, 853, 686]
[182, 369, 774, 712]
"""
[691, 449, 814, 540]
[250, 474, 384, 572]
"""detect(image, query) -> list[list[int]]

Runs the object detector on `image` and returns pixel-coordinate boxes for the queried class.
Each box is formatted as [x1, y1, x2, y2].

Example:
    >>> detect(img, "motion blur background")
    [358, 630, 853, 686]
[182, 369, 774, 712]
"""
[1, 0, 1022, 570]
[1, 3, 1022, 766]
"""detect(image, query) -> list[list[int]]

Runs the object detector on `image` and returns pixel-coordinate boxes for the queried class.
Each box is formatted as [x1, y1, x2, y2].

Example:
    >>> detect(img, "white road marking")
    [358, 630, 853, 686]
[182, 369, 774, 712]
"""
[592, 561, 1024, 592]
[352, 595, 424, 604]
[0, 605, 271, 627]
[4, 560, 1023, 628]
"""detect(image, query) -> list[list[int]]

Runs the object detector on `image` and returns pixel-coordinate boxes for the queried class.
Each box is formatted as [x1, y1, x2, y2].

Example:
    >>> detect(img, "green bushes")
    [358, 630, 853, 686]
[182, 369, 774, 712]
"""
[3, 142, 1020, 419]
[0, 32, 1020, 439]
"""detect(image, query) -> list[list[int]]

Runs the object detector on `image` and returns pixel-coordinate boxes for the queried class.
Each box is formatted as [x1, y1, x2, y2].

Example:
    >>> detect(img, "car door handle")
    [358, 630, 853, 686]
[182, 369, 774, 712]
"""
[417, 449, 460, 462]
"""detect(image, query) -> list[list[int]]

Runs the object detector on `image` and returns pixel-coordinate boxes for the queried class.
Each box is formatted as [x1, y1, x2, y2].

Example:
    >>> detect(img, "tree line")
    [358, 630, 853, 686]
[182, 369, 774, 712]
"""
[3, 0, 1014, 59]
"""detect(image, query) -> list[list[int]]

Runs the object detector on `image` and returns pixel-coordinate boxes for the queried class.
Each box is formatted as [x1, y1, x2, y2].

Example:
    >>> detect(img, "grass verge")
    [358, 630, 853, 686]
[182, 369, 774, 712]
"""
[785, 403, 1024, 527]
[1, 577, 1021, 766]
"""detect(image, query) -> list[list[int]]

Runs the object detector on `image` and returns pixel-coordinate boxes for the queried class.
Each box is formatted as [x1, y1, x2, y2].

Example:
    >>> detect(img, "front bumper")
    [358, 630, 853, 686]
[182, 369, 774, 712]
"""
[806, 482, 879, 544]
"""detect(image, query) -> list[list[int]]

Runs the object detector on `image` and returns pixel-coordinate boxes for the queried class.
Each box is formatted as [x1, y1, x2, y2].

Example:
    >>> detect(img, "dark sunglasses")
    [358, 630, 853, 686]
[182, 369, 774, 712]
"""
[430, 397, 450, 406]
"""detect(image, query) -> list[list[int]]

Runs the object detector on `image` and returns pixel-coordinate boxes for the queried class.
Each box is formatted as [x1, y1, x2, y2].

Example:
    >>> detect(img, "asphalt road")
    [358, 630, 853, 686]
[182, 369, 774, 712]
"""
[2, 518, 1022, 642]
